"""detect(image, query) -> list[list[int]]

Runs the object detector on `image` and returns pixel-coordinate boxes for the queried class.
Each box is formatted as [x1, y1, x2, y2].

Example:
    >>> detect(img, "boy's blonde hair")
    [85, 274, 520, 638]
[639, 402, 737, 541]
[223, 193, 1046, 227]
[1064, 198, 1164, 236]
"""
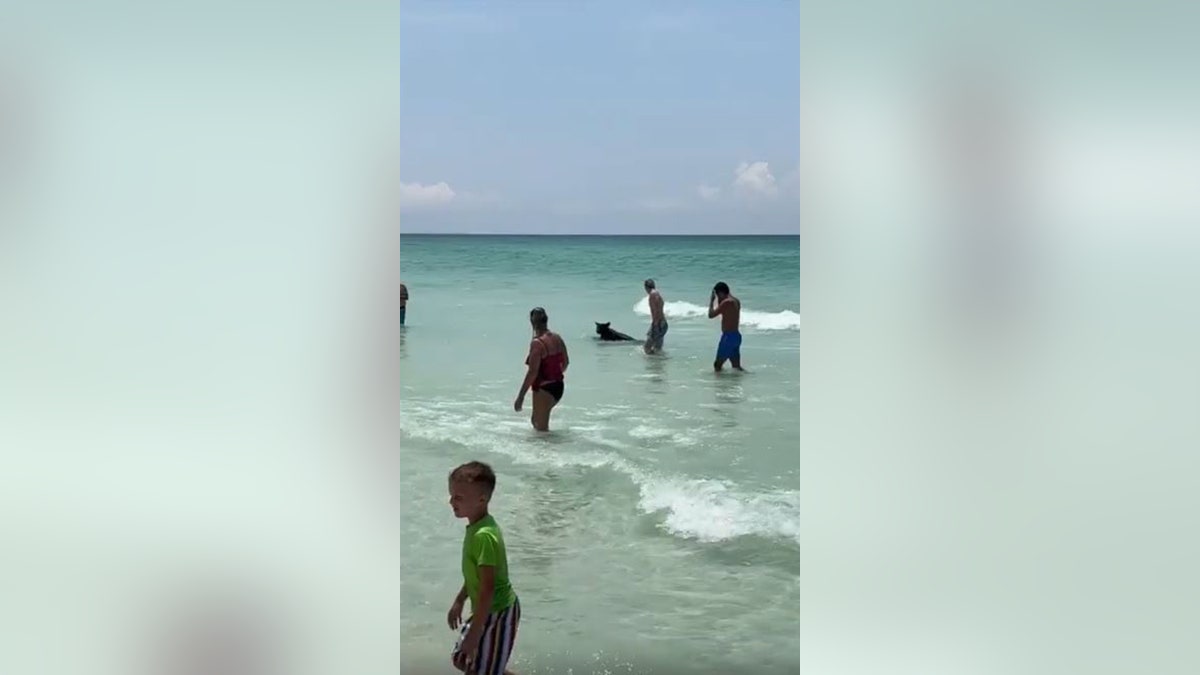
[449, 461, 496, 496]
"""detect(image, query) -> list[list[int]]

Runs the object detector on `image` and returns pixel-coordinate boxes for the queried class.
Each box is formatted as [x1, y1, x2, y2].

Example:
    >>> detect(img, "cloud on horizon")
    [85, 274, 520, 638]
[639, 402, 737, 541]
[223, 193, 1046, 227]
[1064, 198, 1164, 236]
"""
[397, 160, 798, 233]
[398, 181, 456, 208]
[400, 2, 797, 233]
[684, 161, 789, 208]
[732, 161, 779, 198]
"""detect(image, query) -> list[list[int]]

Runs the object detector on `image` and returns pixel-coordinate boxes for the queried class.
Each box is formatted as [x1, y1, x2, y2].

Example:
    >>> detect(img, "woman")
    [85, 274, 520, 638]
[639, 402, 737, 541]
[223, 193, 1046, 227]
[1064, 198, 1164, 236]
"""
[514, 307, 569, 431]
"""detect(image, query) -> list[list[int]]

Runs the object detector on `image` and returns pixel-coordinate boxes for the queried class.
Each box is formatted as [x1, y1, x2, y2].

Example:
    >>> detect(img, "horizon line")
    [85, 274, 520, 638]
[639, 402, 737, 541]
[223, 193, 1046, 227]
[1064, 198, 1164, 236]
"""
[400, 232, 799, 237]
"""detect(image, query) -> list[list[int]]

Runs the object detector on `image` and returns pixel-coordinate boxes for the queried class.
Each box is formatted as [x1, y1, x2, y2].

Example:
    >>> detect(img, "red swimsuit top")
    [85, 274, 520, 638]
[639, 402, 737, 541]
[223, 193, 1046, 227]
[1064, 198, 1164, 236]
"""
[532, 334, 565, 384]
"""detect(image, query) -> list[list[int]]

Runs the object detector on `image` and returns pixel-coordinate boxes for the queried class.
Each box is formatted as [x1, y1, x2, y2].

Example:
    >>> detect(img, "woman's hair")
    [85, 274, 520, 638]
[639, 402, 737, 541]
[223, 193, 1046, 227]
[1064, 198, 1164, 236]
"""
[530, 306, 549, 328]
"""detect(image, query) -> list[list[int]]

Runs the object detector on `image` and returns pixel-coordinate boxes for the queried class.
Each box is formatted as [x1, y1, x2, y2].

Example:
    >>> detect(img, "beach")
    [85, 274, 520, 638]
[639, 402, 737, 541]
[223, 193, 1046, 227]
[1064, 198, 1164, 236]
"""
[399, 235, 800, 674]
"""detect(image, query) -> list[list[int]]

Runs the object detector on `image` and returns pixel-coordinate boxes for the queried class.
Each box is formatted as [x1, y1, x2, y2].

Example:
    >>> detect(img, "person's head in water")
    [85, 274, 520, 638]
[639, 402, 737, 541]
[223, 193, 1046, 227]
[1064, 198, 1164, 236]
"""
[713, 281, 730, 299]
[530, 307, 549, 333]
[644, 278, 656, 294]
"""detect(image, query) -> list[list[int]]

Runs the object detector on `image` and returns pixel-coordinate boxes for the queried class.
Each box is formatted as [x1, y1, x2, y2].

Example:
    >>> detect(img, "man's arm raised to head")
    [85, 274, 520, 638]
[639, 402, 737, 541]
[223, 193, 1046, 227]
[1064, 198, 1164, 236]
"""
[707, 298, 726, 319]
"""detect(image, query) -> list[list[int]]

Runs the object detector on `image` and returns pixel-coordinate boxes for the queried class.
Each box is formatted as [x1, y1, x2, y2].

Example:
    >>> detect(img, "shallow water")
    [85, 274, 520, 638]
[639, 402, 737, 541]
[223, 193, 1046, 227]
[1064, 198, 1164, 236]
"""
[400, 235, 800, 674]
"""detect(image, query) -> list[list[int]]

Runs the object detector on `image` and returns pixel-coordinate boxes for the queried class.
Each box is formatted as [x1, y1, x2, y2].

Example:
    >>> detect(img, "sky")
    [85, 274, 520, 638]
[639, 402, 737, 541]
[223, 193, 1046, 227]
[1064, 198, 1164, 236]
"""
[399, 1, 800, 234]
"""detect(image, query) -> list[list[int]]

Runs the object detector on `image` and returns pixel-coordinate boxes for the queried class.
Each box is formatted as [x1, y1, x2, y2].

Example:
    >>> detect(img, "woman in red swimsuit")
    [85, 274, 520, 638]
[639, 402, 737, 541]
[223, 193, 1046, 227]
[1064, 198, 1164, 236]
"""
[514, 307, 569, 431]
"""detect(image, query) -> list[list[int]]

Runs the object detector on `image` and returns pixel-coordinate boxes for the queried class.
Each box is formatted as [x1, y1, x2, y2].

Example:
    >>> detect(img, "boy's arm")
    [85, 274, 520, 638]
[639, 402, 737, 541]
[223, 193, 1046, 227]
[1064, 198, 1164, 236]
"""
[707, 298, 725, 319]
[465, 566, 496, 635]
[455, 584, 467, 604]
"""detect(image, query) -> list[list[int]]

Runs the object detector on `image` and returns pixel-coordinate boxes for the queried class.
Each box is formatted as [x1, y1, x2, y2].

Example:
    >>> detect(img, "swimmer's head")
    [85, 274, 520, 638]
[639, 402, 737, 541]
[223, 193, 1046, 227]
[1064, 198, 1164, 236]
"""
[714, 281, 730, 299]
[644, 278, 656, 292]
[529, 307, 549, 330]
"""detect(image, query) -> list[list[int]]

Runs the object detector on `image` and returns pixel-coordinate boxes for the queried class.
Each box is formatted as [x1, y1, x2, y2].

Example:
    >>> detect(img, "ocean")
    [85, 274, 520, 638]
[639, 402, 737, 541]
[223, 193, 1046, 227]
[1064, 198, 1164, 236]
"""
[399, 235, 800, 674]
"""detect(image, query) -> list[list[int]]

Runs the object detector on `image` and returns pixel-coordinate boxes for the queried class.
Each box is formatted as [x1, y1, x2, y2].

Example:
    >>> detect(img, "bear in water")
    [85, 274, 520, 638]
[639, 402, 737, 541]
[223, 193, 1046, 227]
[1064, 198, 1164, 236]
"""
[594, 322, 636, 341]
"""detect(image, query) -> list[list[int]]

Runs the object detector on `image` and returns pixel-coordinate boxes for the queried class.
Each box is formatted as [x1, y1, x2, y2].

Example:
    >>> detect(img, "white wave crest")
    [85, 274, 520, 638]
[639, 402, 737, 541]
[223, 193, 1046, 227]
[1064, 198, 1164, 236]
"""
[637, 478, 800, 544]
[633, 297, 800, 330]
[400, 401, 799, 544]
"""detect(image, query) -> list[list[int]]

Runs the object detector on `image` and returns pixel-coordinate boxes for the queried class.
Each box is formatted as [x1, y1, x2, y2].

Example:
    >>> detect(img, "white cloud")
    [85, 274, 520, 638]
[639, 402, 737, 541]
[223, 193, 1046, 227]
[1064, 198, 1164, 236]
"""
[398, 181, 455, 208]
[732, 161, 779, 198]
[642, 161, 788, 212]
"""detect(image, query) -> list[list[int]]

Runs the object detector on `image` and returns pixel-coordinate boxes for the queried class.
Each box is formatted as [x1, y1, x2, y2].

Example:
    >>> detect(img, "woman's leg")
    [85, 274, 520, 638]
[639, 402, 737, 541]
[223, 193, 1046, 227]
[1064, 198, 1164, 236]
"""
[531, 390, 556, 431]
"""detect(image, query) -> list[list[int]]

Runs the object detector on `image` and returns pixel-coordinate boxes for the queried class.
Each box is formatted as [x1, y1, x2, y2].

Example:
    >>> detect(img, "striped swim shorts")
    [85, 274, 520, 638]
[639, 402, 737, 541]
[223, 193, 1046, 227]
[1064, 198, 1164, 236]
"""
[451, 597, 521, 675]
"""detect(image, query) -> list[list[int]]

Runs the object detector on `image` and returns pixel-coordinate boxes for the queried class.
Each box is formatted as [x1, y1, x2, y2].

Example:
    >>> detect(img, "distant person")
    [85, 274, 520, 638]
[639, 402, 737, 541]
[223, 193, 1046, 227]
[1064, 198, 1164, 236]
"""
[643, 278, 668, 354]
[708, 282, 743, 371]
[514, 307, 569, 431]
[399, 283, 409, 325]
[446, 461, 521, 675]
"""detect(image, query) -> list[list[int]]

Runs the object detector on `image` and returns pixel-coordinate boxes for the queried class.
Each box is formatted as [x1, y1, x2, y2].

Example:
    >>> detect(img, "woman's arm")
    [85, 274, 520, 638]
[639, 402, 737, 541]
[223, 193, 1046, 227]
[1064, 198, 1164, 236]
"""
[517, 340, 543, 400]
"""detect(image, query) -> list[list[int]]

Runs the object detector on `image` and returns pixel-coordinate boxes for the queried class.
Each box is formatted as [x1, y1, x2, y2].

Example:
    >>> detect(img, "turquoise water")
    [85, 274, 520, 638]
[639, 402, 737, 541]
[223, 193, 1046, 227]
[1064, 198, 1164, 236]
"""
[400, 235, 800, 674]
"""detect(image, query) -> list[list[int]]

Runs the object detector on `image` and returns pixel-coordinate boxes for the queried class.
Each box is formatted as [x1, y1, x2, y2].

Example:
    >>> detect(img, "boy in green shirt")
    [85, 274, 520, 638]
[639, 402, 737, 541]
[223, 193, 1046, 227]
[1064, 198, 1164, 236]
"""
[447, 461, 521, 675]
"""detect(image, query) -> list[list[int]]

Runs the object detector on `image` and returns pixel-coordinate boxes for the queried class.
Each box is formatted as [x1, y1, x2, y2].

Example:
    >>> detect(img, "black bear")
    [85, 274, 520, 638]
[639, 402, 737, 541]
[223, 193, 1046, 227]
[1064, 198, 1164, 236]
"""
[595, 322, 637, 341]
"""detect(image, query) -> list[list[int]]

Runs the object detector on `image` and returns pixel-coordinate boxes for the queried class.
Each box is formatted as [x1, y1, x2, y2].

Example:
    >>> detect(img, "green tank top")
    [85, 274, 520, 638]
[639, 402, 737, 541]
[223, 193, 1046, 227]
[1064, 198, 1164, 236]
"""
[462, 515, 517, 613]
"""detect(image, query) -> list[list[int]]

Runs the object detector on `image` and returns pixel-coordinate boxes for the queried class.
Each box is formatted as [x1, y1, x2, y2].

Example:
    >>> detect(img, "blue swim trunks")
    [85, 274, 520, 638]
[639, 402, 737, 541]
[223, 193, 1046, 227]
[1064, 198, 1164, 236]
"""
[715, 331, 742, 361]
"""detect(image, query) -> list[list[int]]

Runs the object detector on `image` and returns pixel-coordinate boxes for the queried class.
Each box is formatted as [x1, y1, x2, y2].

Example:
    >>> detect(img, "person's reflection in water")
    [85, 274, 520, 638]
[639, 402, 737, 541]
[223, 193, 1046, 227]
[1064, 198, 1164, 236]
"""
[643, 353, 668, 395]
[712, 373, 746, 405]
[709, 374, 745, 431]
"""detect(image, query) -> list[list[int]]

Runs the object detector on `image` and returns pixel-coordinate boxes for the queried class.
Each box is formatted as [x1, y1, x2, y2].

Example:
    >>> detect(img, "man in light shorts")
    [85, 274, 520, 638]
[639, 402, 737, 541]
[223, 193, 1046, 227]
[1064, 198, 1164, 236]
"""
[643, 278, 668, 354]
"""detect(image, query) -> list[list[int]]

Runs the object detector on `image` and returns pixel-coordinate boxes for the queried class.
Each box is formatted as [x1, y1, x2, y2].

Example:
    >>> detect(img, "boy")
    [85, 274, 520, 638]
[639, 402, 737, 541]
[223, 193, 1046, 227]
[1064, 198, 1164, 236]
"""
[447, 461, 521, 675]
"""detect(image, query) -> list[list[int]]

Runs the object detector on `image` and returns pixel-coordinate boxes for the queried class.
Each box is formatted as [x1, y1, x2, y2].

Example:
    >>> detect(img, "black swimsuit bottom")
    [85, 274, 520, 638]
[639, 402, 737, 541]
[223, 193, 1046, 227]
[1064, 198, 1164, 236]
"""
[534, 381, 564, 402]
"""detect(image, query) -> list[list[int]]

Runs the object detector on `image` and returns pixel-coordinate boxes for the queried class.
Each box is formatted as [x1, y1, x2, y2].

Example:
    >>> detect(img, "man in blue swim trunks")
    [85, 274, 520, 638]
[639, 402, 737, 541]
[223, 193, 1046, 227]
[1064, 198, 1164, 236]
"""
[708, 281, 743, 371]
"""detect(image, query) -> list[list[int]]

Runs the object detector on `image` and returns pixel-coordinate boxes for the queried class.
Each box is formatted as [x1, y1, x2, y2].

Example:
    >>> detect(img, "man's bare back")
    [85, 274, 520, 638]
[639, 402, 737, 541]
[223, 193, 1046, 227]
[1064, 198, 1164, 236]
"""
[648, 289, 665, 324]
[643, 278, 669, 354]
[717, 295, 740, 332]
